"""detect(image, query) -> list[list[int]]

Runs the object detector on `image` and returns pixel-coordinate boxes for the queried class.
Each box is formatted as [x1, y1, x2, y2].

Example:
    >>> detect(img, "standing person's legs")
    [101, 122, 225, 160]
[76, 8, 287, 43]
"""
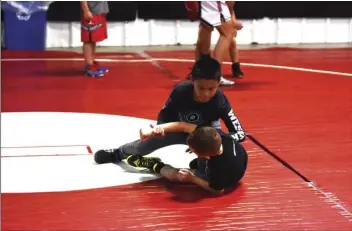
[92, 14, 109, 73]
[81, 36, 97, 76]
[81, 14, 108, 77]
[197, 1, 236, 86]
[186, 23, 213, 81]
[227, 0, 244, 79]
[228, 19, 244, 79]
[229, 39, 244, 78]
[199, 1, 236, 64]
[229, 39, 239, 64]
[195, 24, 212, 62]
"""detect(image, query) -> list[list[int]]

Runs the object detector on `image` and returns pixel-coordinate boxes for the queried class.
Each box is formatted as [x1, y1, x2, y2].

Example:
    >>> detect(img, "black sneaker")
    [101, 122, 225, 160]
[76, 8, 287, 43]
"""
[127, 155, 161, 170]
[94, 149, 120, 164]
[189, 158, 198, 169]
[232, 62, 244, 78]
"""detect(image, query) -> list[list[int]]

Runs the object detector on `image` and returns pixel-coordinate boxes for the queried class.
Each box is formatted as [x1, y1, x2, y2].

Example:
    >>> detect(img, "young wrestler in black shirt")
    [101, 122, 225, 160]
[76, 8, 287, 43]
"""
[94, 57, 246, 164]
[128, 122, 248, 194]
[158, 80, 245, 141]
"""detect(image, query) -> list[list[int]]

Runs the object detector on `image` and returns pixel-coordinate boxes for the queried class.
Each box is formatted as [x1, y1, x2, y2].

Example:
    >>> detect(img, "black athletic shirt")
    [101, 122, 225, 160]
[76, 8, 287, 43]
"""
[207, 130, 248, 190]
[157, 82, 246, 142]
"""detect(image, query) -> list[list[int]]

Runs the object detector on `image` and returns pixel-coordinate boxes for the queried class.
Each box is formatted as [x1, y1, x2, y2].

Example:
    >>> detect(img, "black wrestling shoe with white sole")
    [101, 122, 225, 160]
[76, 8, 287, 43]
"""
[94, 149, 121, 164]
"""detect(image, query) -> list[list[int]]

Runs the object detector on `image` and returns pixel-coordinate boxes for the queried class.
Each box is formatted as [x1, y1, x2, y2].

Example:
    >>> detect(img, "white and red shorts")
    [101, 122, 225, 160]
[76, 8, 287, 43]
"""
[185, 1, 232, 28]
[81, 14, 108, 43]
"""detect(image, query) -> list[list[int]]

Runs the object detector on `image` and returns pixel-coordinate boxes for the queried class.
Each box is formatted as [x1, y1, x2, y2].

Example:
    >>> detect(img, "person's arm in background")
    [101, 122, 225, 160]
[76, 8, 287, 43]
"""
[226, 1, 235, 14]
[80, 1, 93, 21]
[226, 1, 243, 30]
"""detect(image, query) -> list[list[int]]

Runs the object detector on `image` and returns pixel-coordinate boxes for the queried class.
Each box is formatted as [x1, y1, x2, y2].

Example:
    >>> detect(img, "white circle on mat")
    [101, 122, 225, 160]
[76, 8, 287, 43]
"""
[1, 112, 195, 193]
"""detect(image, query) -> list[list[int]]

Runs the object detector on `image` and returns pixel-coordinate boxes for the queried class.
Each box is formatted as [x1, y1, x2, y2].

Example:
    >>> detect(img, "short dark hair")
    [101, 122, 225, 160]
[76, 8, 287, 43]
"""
[191, 57, 221, 81]
[186, 126, 222, 156]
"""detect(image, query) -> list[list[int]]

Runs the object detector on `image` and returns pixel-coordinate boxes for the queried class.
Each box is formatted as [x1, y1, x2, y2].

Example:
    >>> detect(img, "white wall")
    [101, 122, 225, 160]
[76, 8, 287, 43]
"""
[46, 18, 352, 48]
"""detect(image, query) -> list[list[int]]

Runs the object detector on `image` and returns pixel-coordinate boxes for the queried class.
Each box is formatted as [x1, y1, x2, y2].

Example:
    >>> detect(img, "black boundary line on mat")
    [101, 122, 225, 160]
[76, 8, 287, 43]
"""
[136, 51, 182, 82]
[246, 134, 311, 182]
[247, 134, 352, 217]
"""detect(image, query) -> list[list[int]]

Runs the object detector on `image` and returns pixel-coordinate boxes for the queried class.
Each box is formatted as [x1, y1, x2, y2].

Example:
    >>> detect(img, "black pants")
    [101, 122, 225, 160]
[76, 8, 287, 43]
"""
[117, 132, 189, 160]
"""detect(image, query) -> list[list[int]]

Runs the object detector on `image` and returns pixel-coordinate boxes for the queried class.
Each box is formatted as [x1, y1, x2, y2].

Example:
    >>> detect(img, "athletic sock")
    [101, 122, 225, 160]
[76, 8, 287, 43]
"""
[152, 161, 165, 173]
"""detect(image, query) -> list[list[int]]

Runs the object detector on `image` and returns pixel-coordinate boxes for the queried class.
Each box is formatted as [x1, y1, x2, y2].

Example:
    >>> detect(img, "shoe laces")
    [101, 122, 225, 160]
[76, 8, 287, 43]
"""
[138, 157, 159, 168]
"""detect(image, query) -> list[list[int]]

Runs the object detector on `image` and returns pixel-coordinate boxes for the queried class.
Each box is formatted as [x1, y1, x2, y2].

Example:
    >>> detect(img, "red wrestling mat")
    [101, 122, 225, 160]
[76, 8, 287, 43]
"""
[2, 141, 350, 230]
[2, 48, 352, 230]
